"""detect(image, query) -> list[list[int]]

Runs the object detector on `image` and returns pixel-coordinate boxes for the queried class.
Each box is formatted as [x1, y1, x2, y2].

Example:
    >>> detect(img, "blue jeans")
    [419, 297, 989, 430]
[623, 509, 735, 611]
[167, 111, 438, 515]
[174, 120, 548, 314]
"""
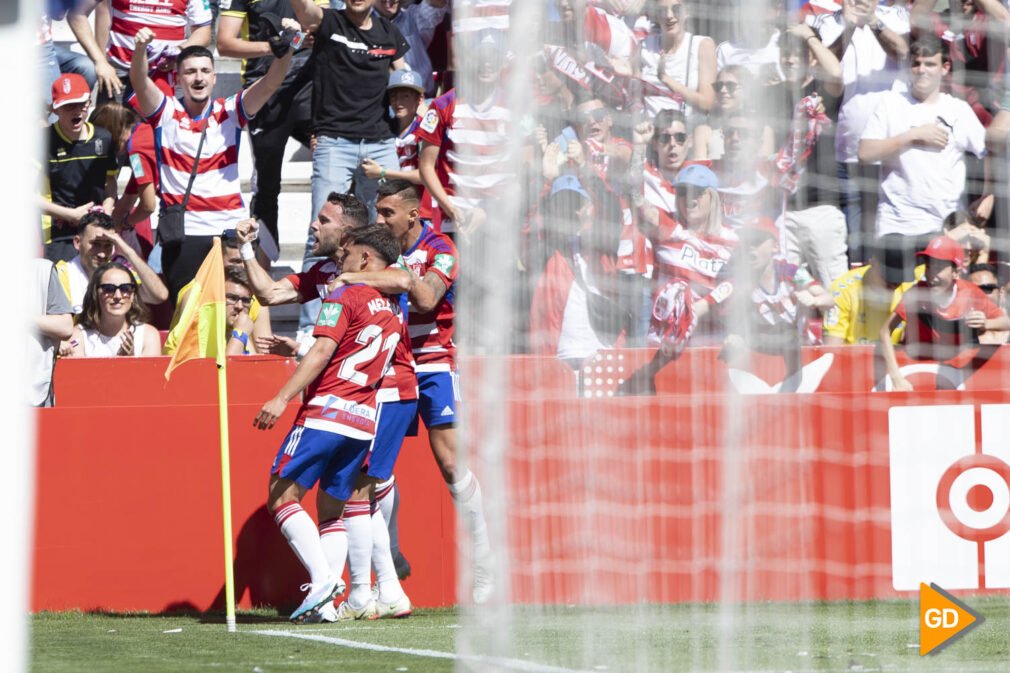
[298, 135, 399, 331]
[837, 161, 880, 266]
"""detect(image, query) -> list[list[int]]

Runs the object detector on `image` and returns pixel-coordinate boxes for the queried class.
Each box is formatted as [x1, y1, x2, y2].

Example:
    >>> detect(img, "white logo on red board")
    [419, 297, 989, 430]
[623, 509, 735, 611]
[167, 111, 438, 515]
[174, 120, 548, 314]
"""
[890, 404, 1010, 590]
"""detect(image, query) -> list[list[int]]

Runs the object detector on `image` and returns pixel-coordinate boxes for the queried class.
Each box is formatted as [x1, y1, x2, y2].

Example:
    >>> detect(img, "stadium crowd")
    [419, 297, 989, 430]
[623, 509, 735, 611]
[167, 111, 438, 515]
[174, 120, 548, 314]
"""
[28, 0, 1010, 618]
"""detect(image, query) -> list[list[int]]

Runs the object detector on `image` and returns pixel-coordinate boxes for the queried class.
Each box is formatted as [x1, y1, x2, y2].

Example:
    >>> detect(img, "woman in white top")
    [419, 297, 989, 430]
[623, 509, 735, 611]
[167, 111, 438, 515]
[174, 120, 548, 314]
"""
[692, 65, 775, 160]
[69, 262, 161, 358]
[639, 0, 716, 119]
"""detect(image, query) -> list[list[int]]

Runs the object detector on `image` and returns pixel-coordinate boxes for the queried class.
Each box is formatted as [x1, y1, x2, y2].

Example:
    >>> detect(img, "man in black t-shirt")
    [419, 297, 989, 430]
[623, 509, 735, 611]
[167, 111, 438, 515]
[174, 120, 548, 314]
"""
[42, 73, 119, 263]
[218, 0, 322, 246]
[292, 0, 409, 334]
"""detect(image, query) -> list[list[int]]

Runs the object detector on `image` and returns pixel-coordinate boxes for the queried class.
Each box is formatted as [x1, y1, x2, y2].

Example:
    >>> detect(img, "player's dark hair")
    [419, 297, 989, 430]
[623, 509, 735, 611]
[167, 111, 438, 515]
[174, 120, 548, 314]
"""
[342, 225, 402, 267]
[909, 34, 949, 64]
[376, 179, 420, 205]
[79, 261, 149, 330]
[225, 265, 251, 290]
[177, 45, 215, 69]
[79, 211, 115, 233]
[325, 192, 369, 228]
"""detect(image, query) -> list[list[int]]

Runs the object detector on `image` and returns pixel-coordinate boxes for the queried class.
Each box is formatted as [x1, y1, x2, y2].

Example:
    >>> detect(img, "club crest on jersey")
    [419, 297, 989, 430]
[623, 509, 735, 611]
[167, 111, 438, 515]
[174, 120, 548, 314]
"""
[420, 109, 439, 134]
[316, 303, 343, 328]
[94, 138, 103, 155]
[433, 253, 455, 276]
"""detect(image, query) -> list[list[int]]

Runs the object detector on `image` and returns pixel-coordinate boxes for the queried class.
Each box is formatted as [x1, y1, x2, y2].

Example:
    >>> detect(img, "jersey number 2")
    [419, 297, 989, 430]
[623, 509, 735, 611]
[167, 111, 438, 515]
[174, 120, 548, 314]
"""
[339, 324, 399, 386]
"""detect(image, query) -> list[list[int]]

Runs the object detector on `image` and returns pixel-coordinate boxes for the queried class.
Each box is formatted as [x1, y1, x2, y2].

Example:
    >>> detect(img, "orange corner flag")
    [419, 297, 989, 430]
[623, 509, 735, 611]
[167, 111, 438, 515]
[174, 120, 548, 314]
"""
[164, 238, 227, 381]
[920, 582, 984, 656]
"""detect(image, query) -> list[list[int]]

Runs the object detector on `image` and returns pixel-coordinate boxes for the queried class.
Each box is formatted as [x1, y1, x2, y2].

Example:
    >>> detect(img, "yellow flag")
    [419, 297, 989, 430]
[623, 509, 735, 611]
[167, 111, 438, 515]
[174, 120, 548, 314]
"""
[164, 238, 227, 381]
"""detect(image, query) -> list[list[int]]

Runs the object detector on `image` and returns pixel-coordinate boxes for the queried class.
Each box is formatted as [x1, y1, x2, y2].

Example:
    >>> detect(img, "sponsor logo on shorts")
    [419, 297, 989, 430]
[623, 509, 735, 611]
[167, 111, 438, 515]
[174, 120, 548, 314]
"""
[316, 303, 343, 328]
[441, 406, 454, 417]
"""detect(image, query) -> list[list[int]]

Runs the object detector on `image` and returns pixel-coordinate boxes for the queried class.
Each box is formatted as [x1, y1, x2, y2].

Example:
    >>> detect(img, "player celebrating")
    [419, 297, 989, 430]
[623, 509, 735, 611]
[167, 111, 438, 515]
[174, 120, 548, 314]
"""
[335, 179, 494, 604]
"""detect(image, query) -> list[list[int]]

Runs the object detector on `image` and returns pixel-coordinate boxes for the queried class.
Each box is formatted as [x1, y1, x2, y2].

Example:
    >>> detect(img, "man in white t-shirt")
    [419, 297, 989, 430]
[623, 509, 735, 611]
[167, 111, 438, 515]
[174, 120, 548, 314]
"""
[808, 0, 910, 265]
[859, 35, 987, 247]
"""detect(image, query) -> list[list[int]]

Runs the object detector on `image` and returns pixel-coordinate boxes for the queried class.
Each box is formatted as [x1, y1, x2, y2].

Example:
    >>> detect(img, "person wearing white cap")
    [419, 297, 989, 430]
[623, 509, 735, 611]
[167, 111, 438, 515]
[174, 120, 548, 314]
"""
[40, 73, 119, 263]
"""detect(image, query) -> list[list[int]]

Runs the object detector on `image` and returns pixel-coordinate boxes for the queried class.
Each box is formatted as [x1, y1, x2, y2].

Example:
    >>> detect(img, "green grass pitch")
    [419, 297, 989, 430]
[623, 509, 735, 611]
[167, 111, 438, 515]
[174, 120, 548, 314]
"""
[32, 599, 1010, 673]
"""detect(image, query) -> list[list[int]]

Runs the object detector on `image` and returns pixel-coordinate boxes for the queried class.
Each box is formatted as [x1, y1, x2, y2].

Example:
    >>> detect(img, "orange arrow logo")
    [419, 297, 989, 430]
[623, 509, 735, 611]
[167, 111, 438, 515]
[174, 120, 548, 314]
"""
[920, 583, 984, 656]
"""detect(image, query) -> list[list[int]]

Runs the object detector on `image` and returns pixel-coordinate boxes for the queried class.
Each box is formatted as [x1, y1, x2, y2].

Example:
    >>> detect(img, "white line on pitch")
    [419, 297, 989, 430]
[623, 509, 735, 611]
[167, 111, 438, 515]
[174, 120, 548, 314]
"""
[249, 629, 600, 673]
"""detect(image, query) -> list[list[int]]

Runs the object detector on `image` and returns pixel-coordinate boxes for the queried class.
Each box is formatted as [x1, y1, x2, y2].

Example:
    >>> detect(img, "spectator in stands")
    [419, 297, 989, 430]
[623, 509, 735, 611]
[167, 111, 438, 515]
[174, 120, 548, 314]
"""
[634, 110, 690, 242]
[911, 0, 1010, 127]
[720, 218, 833, 389]
[55, 211, 168, 314]
[968, 262, 1009, 344]
[360, 71, 426, 188]
[69, 0, 213, 99]
[568, 95, 633, 184]
[129, 26, 295, 301]
[858, 35, 988, 250]
[768, 24, 847, 287]
[692, 66, 774, 160]
[716, 0, 786, 77]
[29, 258, 74, 408]
[879, 235, 1010, 390]
[715, 109, 779, 228]
[217, 1, 316, 249]
[824, 234, 920, 346]
[417, 29, 512, 236]
[68, 261, 162, 358]
[943, 209, 992, 266]
[638, 0, 717, 119]
[809, 0, 910, 265]
[224, 267, 258, 355]
[42, 74, 119, 263]
[373, 0, 449, 98]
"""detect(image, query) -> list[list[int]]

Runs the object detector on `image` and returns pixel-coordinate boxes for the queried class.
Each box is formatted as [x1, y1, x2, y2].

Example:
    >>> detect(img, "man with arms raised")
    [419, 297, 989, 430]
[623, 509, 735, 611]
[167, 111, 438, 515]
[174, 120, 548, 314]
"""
[335, 179, 494, 604]
[252, 224, 405, 623]
[129, 26, 294, 299]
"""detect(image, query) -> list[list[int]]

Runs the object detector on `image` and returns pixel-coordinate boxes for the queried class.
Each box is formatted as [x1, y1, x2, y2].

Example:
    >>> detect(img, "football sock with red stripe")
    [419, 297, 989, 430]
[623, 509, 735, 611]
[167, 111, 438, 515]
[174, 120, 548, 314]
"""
[344, 500, 374, 609]
[318, 517, 348, 581]
[273, 502, 330, 585]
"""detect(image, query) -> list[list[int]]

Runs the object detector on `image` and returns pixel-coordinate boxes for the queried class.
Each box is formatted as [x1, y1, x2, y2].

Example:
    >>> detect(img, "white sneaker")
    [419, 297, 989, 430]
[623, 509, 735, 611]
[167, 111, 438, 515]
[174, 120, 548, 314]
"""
[290, 576, 343, 623]
[375, 593, 412, 618]
[472, 558, 494, 605]
[333, 598, 379, 621]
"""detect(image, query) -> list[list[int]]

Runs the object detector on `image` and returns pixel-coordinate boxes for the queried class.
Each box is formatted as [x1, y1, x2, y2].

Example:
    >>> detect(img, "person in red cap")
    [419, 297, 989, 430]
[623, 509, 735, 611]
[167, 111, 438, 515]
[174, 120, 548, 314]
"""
[878, 234, 1010, 391]
[40, 73, 119, 263]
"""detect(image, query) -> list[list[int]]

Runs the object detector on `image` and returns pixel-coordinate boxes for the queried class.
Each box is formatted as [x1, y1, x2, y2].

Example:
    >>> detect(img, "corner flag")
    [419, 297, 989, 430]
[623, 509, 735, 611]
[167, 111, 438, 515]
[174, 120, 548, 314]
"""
[164, 238, 227, 380]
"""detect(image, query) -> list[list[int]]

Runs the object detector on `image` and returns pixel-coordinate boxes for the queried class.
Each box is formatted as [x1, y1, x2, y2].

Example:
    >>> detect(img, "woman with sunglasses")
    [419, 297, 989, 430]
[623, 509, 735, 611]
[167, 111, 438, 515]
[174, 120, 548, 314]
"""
[639, 0, 716, 119]
[638, 109, 692, 239]
[68, 261, 161, 357]
[692, 66, 774, 160]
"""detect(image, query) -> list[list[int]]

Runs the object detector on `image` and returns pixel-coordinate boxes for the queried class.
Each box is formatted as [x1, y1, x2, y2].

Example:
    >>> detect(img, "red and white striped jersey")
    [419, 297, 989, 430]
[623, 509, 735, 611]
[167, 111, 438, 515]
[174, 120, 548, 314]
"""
[583, 5, 638, 61]
[452, 0, 510, 33]
[654, 224, 737, 302]
[107, 0, 213, 72]
[402, 225, 458, 371]
[584, 136, 631, 184]
[642, 162, 680, 239]
[298, 284, 403, 440]
[615, 200, 653, 278]
[148, 92, 249, 236]
[413, 89, 512, 231]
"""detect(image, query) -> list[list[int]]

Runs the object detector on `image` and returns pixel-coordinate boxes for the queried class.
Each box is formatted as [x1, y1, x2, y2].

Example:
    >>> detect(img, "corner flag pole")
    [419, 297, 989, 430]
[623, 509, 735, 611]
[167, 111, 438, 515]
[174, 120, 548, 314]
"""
[217, 359, 237, 632]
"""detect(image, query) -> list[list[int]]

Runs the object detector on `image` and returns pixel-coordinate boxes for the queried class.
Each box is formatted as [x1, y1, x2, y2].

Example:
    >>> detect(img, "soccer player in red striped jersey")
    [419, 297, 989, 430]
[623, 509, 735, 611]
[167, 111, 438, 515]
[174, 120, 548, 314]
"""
[253, 224, 406, 624]
[130, 27, 293, 300]
[335, 179, 495, 604]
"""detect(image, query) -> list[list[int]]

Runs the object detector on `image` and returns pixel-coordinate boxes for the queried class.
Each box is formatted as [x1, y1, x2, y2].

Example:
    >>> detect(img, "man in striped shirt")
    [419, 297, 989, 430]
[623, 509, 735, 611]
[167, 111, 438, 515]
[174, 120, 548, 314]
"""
[129, 26, 294, 299]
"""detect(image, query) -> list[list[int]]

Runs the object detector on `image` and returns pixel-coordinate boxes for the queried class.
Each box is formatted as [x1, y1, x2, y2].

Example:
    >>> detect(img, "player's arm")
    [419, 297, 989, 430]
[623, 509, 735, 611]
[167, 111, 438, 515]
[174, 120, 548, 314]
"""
[877, 312, 912, 391]
[235, 218, 301, 305]
[130, 28, 166, 119]
[254, 335, 339, 429]
[291, 0, 325, 33]
[182, 24, 212, 49]
[419, 143, 461, 223]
